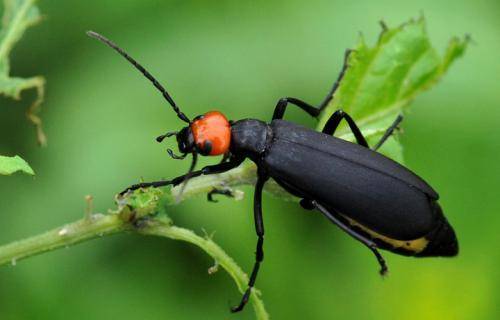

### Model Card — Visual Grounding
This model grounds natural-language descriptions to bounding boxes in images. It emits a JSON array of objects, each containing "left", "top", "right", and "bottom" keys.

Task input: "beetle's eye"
[{"left": 198, "top": 140, "right": 213, "bottom": 155}]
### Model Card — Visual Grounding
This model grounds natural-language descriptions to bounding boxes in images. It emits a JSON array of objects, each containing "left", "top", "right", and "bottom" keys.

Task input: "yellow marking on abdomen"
[{"left": 344, "top": 216, "right": 429, "bottom": 253}]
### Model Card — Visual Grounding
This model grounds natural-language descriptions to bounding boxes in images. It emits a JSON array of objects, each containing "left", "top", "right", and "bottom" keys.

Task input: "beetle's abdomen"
[
  {"left": 342, "top": 201, "right": 458, "bottom": 256},
  {"left": 264, "top": 120, "right": 441, "bottom": 240},
  {"left": 415, "top": 202, "right": 458, "bottom": 257}
]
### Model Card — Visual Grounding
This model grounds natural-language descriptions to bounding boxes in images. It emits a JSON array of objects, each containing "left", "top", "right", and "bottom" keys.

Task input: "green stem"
[
  {"left": 0, "top": 214, "right": 126, "bottom": 266},
  {"left": 140, "top": 220, "right": 268, "bottom": 319},
  {"left": 0, "top": 162, "right": 270, "bottom": 320}
]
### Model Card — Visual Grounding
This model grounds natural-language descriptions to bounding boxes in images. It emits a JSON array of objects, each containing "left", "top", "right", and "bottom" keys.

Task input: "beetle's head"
[
  {"left": 175, "top": 126, "right": 195, "bottom": 154},
  {"left": 86, "top": 31, "right": 231, "bottom": 196},
  {"left": 157, "top": 111, "right": 231, "bottom": 159}
]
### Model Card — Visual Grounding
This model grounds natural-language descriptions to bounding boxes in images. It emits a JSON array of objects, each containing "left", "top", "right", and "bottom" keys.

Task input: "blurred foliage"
[
  {"left": 0, "top": 1, "right": 499, "bottom": 320},
  {"left": 0, "top": 154, "right": 33, "bottom": 175},
  {"left": 0, "top": 0, "right": 45, "bottom": 145},
  {"left": 0, "top": 0, "right": 44, "bottom": 173}
]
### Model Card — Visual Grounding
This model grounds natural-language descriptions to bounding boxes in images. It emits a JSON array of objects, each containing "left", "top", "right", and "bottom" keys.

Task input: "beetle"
[{"left": 87, "top": 31, "right": 458, "bottom": 313}]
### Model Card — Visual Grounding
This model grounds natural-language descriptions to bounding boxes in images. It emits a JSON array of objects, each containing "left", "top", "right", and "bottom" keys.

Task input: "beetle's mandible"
[{"left": 87, "top": 31, "right": 458, "bottom": 313}]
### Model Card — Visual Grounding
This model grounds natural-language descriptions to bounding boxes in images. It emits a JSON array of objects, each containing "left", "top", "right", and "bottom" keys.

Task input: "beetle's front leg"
[
  {"left": 272, "top": 97, "right": 321, "bottom": 120},
  {"left": 321, "top": 109, "right": 370, "bottom": 147},
  {"left": 120, "top": 157, "right": 244, "bottom": 195},
  {"left": 273, "top": 50, "right": 354, "bottom": 121},
  {"left": 207, "top": 188, "right": 234, "bottom": 202},
  {"left": 205, "top": 153, "right": 234, "bottom": 202}
]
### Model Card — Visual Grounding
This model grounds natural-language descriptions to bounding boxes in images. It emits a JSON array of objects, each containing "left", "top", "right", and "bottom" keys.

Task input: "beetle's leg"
[
  {"left": 220, "top": 152, "right": 231, "bottom": 163},
  {"left": 272, "top": 97, "right": 321, "bottom": 120},
  {"left": 322, "top": 110, "right": 369, "bottom": 148},
  {"left": 231, "top": 171, "right": 269, "bottom": 313},
  {"left": 299, "top": 198, "right": 316, "bottom": 210},
  {"left": 207, "top": 188, "right": 234, "bottom": 202},
  {"left": 312, "top": 200, "right": 388, "bottom": 275},
  {"left": 373, "top": 115, "right": 404, "bottom": 151},
  {"left": 318, "top": 49, "right": 352, "bottom": 111},
  {"left": 120, "top": 157, "right": 244, "bottom": 195},
  {"left": 273, "top": 50, "right": 352, "bottom": 121},
  {"left": 203, "top": 153, "right": 234, "bottom": 201}
]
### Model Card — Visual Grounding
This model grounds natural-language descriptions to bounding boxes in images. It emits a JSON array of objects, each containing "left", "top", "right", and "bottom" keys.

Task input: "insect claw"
[
  {"left": 156, "top": 131, "right": 177, "bottom": 143},
  {"left": 167, "top": 149, "right": 186, "bottom": 160}
]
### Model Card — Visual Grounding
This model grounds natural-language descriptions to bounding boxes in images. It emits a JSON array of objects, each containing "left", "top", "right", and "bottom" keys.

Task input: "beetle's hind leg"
[
  {"left": 373, "top": 114, "right": 404, "bottom": 151},
  {"left": 231, "top": 171, "right": 269, "bottom": 313},
  {"left": 312, "top": 200, "right": 388, "bottom": 275},
  {"left": 322, "top": 110, "right": 404, "bottom": 151},
  {"left": 318, "top": 49, "right": 352, "bottom": 111}
]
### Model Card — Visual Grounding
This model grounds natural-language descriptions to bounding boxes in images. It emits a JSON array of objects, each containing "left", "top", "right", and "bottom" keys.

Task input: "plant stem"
[
  {"left": 140, "top": 220, "right": 268, "bottom": 319},
  {"left": 0, "top": 162, "right": 270, "bottom": 319},
  {"left": 0, "top": 214, "right": 127, "bottom": 266}
]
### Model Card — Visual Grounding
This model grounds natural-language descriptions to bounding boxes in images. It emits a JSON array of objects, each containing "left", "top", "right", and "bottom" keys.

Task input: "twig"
[{"left": 0, "top": 162, "right": 270, "bottom": 320}]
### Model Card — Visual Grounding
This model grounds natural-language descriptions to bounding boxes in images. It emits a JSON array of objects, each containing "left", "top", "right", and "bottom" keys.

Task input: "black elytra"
[{"left": 88, "top": 33, "right": 458, "bottom": 314}]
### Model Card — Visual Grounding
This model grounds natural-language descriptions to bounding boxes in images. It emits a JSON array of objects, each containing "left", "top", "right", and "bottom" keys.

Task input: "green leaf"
[
  {"left": 0, "top": 0, "right": 46, "bottom": 145},
  {"left": 0, "top": 155, "right": 34, "bottom": 175},
  {"left": 318, "top": 17, "right": 468, "bottom": 161}
]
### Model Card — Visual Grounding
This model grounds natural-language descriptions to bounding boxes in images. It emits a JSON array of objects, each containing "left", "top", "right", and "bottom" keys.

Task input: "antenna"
[{"left": 86, "top": 31, "right": 191, "bottom": 124}]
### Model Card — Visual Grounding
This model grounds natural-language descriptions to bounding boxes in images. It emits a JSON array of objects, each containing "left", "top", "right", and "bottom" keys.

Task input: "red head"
[{"left": 168, "top": 111, "right": 231, "bottom": 158}]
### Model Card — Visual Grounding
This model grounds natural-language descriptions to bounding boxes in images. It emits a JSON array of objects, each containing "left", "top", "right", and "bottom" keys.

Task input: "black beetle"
[{"left": 87, "top": 31, "right": 458, "bottom": 313}]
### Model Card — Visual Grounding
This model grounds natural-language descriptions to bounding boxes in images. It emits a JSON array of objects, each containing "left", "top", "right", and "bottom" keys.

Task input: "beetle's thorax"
[
  {"left": 190, "top": 111, "right": 231, "bottom": 156},
  {"left": 230, "top": 119, "right": 271, "bottom": 160}
]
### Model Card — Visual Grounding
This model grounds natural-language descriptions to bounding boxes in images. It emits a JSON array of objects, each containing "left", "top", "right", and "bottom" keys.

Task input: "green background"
[{"left": 1, "top": 0, "right": 499, "bottom": 319}]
